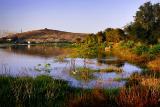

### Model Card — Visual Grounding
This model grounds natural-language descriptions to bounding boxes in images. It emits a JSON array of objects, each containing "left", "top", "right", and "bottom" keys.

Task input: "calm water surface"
[{"left": 0, "top": 44, "right": 141, "bottom": 89}]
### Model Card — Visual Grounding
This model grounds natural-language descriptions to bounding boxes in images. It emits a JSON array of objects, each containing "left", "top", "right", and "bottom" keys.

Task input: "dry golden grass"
[
  {"left": 117, "top": 85, "right": 160, "bottom": 107},
  {"left": 112, "top": 43, "right": 149, "bottom": 64},
  {"left": 118, "top": 73, "right": 160, "bottom": 107},
  {"left": 148, "top": 57, "right": 160, "bottom": 72},
  {"left": 141, "top": 77, "right": 160, "bottom": 89},
  {"left": 112, "top": 42, "right": 160, "bottom": 72},
  {"left": 67, "top": 89, "right": 115, "bottom": 107},
  {"left": 127, "top": 73, "right": 160, "bottom": 89}
]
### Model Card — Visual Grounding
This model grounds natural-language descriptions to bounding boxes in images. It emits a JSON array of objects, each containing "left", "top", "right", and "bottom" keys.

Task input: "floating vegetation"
[
  {"left": 34, "top": 63, "right": 52, "bottom": 73},
  {"left": 113, "top": 77, "right": 129, "bottom": 82},
  {"left": 98, "top": 66, "right": 123, "bottom": 73},
  {"left": 54, "top": 56, "right": 69, "bottom": 63},
  {"left": 70, "top": 67, "right": 96, "bottom": 81}
]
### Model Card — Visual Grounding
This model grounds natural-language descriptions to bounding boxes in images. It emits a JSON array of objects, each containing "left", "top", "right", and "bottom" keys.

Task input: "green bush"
[
  {"left": 120, "top": 40, "right": 135, "bottom": 48},
  {"left": 149, "top": 44, "right": 160, "bottom": 55},
  {"left": 133, "top": 45, "right": 149, "bottom": 55}
]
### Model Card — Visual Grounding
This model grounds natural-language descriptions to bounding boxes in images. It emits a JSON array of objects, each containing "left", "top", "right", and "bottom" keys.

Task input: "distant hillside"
[{"left": 0, "top": 28, "right": 87, "bottom": 43}]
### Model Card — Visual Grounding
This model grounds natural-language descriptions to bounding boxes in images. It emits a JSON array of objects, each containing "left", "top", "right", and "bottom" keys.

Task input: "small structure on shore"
[
  {"left": 7, "top": 38, "right": 12, "bottom": 42},
  {"left": 27, "top": 41, "right": 31, "bottom": 44},
  {"left": 105, "top": 46, "right": 111, "bottom": 52}
]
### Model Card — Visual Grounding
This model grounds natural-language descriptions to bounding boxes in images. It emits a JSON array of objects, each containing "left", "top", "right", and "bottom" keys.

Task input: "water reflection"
[
  {"left": 0, "top": 44, "right": 142, "bottom": 89},
  {"left": 0, "top": 44, "right": 72, "bottom": 57}
]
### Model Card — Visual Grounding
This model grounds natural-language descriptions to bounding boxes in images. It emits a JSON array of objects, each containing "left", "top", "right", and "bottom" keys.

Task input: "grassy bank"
[
  {"left": 111, "top": 41, "right": 160, "bottom": 72},
  {"left": 0, "top": 75, "right": 69, "bottom": 107},
  {"left": 0, "top": 74, "right": 160, "bottom": 107}
]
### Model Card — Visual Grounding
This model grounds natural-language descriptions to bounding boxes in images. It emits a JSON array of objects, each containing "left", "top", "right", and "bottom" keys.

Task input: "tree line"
[{"left": 84, "top": 2, "right": 160, "bottom": 45}]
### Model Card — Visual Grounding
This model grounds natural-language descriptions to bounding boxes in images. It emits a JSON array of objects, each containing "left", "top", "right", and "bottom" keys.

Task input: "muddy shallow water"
[{"left": 0, "top": 44, "right": 141, "bottom": 89}]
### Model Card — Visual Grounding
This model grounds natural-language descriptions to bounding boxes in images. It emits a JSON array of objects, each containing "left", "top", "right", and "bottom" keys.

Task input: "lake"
[{"left": 0, "top": 44, "right": 142, "bottom": 89}]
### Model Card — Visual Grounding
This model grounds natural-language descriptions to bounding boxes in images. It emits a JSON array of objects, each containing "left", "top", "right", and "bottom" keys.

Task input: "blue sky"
[{"left": 0, "top": 0, "right": 159, "bottom": 33}]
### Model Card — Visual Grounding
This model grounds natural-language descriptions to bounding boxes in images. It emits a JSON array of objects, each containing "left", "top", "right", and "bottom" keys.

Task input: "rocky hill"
[{"left": 0, "top": 28, "right": 87, "bottom": 43}]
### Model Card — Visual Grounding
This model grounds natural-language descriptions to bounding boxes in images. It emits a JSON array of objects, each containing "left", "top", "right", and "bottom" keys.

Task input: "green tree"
[
  {"left": 96, "top": 31, "right": 103, "bottom": 45},
  {"left": 85, "top": 33, "right": 97, "bottom": 44},
  {"left": 125, "top": 2, "right": 160, "bottom": 44},
  {"left": 105, "top": 28, "right": 125, "bottom": 43},
  {"left": 75, "top": 38, "right": 81, "bottom": 44}
]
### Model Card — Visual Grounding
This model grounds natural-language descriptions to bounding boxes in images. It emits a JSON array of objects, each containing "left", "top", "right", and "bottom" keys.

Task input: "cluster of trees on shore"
[{"left": 85, "top": 2, "right": 160, "bottom": 45}]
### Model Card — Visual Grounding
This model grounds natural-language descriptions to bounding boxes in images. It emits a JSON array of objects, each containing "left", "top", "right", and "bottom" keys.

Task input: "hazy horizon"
[{"left": 0, "top": 0, "right": 159, "bottom": 33}]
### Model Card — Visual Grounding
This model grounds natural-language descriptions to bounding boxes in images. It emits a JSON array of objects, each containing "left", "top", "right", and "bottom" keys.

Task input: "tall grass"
[
  {"left": 117, "top": 85, "right": 160, "bottom": 107},
  {"left": 67, "top": 88, "right": 119, "bottom": 107},
  {"left": 148, "top": 57, "right": 160, "bottom": 72},
  {"left": 0, "top": 75, "right": 69, "bottom": 107},
  {"left": 0, "top": 74, "right": 160, "bottom": 107},
  {"left": 117, "top": 72, "right": 160, "bottom": 107}
]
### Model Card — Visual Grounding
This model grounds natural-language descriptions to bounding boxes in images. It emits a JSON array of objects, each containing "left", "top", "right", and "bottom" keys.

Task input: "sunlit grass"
[
  {"left": 148, "top": 57, "right": 160, "bottom": 72},
  {"left": 0, "top": 75, "right": 69, "bottom": 107},
  {"left": 99, "top": 66, "right": 123, "bottom": 73}
]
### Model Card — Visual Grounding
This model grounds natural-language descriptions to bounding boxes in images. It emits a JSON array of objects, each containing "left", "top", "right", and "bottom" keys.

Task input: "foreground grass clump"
[
  {"left": 67, "top": 88, "right": 119, "bottom": 107},
  {"left": 148, "top": 57, "right": 160, "bottom": 72},
  {"left": 117, "top": 85, "right": 160, "bottom": 107},
  {"left": 118, "top": 73, "right": 160, "bottom": 107},
  {"left": 0, "top": 75, "right": 69, "bottom": 107},
  {"left": 0, "top": 74, "right": 160, "bottom": 107},
  {"left": 67, "top": 80, "right": 160, "bottom": 107}
]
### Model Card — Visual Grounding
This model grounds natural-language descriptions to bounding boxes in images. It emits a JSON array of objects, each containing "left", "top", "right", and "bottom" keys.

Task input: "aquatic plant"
[
  {"left": 34, "top": 63, "right": 52, "bottom": 73},
  {"left": 99, "top": 66, "right": 123, "bottom": 73},
  {"left": 70, "top": 67, "right": 96, "bottom": 82},
  {"left": 54, "top": 56, "right": 68, "bottom": 63},
  {"left": 113, "top": 77, "right": 129, "bottom": 82}
]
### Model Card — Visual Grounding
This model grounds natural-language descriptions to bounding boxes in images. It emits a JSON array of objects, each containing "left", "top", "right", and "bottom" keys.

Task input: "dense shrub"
[
  {"left": 149, "top": 44, "right": 160, "bottom": 55},
  {"left": 105, "top": 28, "right": 126, "bottom": 43},
  {"left": 124, "top": 2, "right": 160, "bottom": 44},
  {"left": 133, "top": 44, "right": 149, "bottom": 55},
  {"left": 120, "top": 40, "right": 135, "bottom": 48}
]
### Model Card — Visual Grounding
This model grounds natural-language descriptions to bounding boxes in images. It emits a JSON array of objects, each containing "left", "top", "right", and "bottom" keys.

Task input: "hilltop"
[{"left": 0, "top": 28, "right": 87, "bottom": 43}]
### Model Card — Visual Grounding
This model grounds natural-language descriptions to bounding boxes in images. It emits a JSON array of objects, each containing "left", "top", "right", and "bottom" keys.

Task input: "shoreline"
[{"left": 110, "top": 43, "right": 160, "bottom": 72}]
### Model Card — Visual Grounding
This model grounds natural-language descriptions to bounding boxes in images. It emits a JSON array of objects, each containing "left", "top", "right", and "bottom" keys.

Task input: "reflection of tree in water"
[
  {"left": 96, "top": 48, "right": 125, "bottom": 67},
  {"left": 97, "top": 47, "right": 106, "bottom": 65},
  {"left": 115, "top": 62, "right": 125, "bottom": 67},
  {"left": 70, "top": 58, "right": 76, "bottom": 72}
]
